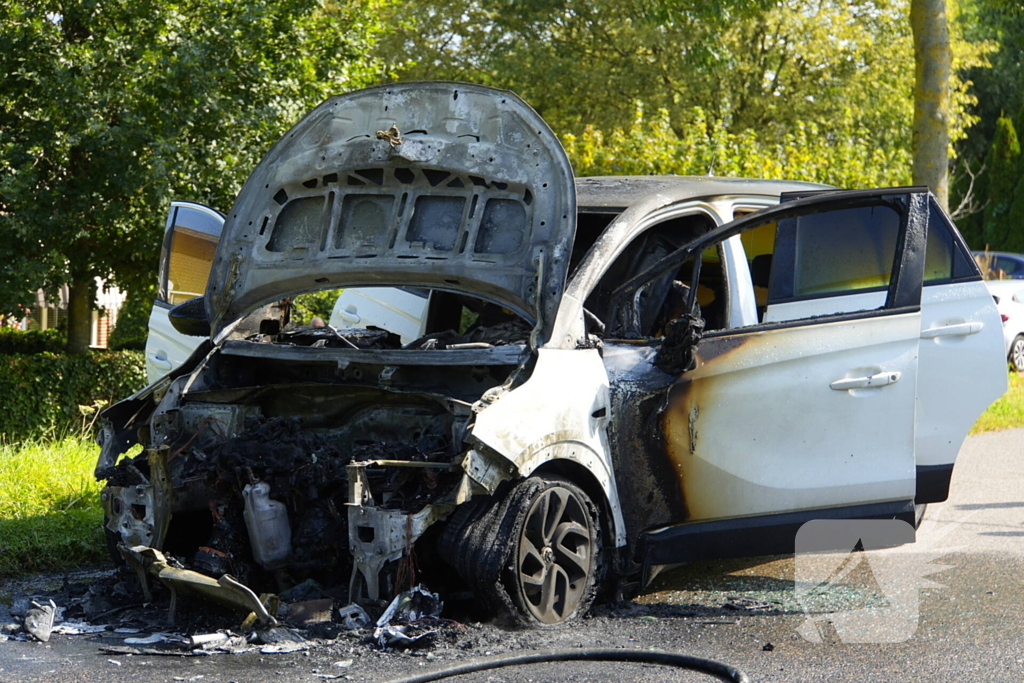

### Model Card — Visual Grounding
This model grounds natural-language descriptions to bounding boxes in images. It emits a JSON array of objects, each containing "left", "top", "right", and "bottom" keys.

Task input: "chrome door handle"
[
  {"left": 830, "top": 371, "right": 901, "bottom": 391},
  {"left": 921, "top": 321, "right": 983, "bottom": 339},
  {"left": 336, "top": 311, "right": 361, "bottom": 324},
  {"left": 147, "top": 354, "right": 173, "bottom": 371}
]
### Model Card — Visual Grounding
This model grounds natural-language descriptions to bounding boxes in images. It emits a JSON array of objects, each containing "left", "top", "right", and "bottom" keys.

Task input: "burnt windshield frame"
[{"left": 607, "top": 188, "right": 928, "bottom": 328}]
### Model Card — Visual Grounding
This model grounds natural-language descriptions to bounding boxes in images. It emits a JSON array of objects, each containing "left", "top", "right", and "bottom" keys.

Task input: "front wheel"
[
  {"left": 503, "top": 476, "right": 603, "bottom": 626},
  {"left": 1010, "top": 335, "right": 1024, "bottom": 372},
  {"left": 440, "top": 475, "right": 605, "bottom": 627}
]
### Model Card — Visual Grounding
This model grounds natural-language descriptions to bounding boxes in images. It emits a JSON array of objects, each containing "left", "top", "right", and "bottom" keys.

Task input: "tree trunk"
[
  {"left": 66, "top": 275, "right": 93, "bottom": 354},
  {"left": 911, "top": 0, "right": 952, "bottom": 210}
]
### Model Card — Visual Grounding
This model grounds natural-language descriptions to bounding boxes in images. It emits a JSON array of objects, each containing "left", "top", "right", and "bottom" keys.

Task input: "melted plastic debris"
[{"left": 373, "top": 586, "right": 446, "bottom": 649}]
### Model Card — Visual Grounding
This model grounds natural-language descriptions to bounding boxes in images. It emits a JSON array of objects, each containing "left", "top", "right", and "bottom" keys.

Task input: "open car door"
[
  {"left": 145, "top": 202, "right": 223, "bottom": 382},
  {"left": 617, "top": 189, "right": 938, "bottom": 564}
]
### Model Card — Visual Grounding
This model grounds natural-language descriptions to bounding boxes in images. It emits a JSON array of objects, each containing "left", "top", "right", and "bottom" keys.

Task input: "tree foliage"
[
  {"left": 0, "top": 0, "right": 386, "bottom": 351},
  {"left": 292, "top": 289, "right": 342, "bottom": 325},
  {"left": 563, "top": 104, "right": 913, "bottom": 189},
  {"left": 108, "top": 284, "right": 155, "bottom": 351},
  {"left": 951, "top": 0, "right": 1024, "bottom": 248},
  {"left": 977, "top": 115, "right": 1024, "bottom": 249},
  {"left": 378, "top": 0, "right": 988, "bottom": 193}
]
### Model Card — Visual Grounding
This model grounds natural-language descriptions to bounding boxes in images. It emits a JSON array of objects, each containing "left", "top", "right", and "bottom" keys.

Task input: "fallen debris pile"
[
  {"left": 373, "top": 585, "right": 453, "bottom": 649},
  {"left": 1, "top": 571, "right": 464, "bottom": 658}
]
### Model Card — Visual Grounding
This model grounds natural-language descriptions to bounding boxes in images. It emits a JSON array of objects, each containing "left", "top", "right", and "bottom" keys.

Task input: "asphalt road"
[{"left": 1, "top": 428, "right": 1022, "bottom": 683}]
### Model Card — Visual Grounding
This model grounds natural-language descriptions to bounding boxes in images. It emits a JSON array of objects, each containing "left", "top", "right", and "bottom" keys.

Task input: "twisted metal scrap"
[{"left": 376, "top": 124, "right": 403, "bottom": 147}]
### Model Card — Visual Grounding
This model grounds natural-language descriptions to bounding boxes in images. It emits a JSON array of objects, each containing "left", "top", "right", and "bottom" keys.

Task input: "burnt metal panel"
[
  {"left": 601, "top": 345, "right": 684, "bottom": 544},
  {"left": 886, "top": 192, "right": 928, "bottom": 310},
  {"left": 206, "top": 82, "right": 576, "bottom": 346}
]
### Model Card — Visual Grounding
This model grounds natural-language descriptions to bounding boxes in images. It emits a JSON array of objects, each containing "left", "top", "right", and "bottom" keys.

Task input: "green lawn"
[
  {"left": 0, "top": 438, "right": 107, "bottom": 578},
  {"left": 0, "top": 372, "right": 1022, "bottom": 579},
  {"left": 970, "top": 370, "right": 1024, "bottom": 434}
]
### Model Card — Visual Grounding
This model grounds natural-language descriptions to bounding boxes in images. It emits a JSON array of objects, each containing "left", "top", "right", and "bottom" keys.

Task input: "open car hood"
[{"left": 206, "top": 82, "right": 576, "bottom": 343}]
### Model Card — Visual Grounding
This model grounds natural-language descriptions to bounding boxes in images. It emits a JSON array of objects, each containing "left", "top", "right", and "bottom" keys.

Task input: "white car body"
[
  {"left": 329, "top": 287, "right": 429, "bottom": 344},
  {"left": 104, "top": 83, "right": 1006, "bottom": 626}
]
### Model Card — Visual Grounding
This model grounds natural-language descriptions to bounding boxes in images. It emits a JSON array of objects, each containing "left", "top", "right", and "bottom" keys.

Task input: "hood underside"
[{"left": 206, "top": 82, "right": 576, "bottom": 343}]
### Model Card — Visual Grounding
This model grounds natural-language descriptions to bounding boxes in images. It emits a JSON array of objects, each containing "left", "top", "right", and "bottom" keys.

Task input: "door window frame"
[
  {"left": 606, "top": 188, "right": 931, "bottom": 340},
  {"left": 157, "top": 201, "right": 225, "bottom": 307}
]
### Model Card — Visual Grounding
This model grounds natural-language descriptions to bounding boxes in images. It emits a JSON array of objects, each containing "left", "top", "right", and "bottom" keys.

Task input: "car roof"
[{"left": 575, "top": 175, "right": 834, "bottom": 211}]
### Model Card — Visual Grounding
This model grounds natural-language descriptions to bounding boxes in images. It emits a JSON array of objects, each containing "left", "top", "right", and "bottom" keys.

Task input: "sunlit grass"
[
  {"left": 971, "top": 370, "right": 1024, "bottom": 434},
  {"left": 0, "top": 438, "right": 107, "bottom": 577}
]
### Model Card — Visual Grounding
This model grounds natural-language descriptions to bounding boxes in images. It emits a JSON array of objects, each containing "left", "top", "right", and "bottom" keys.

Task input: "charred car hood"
[{"left": 206, "top": 82, "right": 576, "bottom": 343}]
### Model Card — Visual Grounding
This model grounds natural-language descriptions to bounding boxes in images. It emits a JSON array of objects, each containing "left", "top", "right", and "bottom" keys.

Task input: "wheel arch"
[{"left": 530, "top": 458, "right": 618, "bottom": 552}]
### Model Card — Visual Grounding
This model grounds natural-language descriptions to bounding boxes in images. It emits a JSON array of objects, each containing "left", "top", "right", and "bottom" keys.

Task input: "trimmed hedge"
[
  {"left": 109, "top": 286, "right": 154, "bottom": 351},
  {"left": 0, "top": 351, "right": 147, "bottom": 442},
  {"left": 0, "top": 328, "right": 65, "bottom": 355}
]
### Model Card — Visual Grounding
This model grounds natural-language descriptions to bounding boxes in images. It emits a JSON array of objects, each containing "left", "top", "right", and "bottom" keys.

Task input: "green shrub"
[
  {"left": 0, "top": 510, "right": 106, "bottom": 576},
  {"left": 292, "top": 289, "right": 342, "bottom": 325},
  {"left": 0, "top": 351, "right": 146, "bottom": 443},
  {"left": 0, "top": 328, "right": 65, "bottom": 355},
  {"left": 108, "top": 286, "right": 155, "bottom": 351}
]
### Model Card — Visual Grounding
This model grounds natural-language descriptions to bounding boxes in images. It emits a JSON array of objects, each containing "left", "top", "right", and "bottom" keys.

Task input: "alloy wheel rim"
[
  {"left": 1014, "top": 338, "right": 1024, "bottom": 371},
  {"left": 516, "top": 486, "right": 592, "bottom": 624}
]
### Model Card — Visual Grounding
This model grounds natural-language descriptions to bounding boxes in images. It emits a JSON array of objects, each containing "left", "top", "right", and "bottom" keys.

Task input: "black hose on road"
[{"left": 381, "top": 648, "right": 751, "bottom": 683}]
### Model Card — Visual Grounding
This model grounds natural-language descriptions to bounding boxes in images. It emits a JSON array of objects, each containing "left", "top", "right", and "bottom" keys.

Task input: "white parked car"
[
  {"left": 984, "top": 279, "right": 1024, "bottom": 371},
  {"left": 102, "top": 82, "right": 1007, "bottom": 626}
]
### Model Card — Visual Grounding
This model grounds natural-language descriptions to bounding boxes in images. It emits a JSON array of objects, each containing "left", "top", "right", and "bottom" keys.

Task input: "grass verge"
[
  {"left": 0, "top": 438, "right": 106, "bottom": 578},
  {"left": 970, "top": 370, "right": 1024, "bottom": 434}
]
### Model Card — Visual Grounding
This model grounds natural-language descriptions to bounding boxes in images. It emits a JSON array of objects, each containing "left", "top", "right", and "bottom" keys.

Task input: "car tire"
[
  {"left": 440, "top": 475, "right": 603, "bottom": 627},
  {"left": 1010, "top": 335, "right": 1024, "bottom": 372},
  {"left": 500, "top": 475, "right": 603, "bottom": 626}
]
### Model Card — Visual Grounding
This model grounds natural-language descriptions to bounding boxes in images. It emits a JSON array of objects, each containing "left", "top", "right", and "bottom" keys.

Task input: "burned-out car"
[{"left": 97, "top": 82, "right": 1007, "bottom": 626}]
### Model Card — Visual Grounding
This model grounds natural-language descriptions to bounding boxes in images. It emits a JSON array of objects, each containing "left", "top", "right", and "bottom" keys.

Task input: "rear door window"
[
  {"left": 768, "top": 204, "right": 901, "bottom": 302},
  {"left": 923, "top": 198, "right": 981, "bottom": 283}
]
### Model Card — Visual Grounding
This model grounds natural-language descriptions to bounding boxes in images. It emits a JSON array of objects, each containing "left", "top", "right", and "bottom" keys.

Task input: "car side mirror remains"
[
  {"left": 654, "top": 313, "right": 705, "bottom": 375},
  {"left": 169, "top": 296, "right": 212, "bottom": 337}
]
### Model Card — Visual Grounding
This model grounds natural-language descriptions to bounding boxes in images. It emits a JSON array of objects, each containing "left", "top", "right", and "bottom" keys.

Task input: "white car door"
[
  {"left": 663, "top": 190, "right": 926, "bottom": 526},
  {"left": 913, "top": 199, "right": 1006, "bottom": 502},
  {"left": 145, "top": 202, "right": 223, "bottom": 383},
  {"left": 765, "top": 193, "right": 1007, "bottom": 505},
  {"left": 602, "top": 188, "right": 933, "bottom": 561}
]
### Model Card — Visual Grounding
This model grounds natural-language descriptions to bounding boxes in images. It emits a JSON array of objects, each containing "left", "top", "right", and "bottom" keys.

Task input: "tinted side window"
[
  {"left": 924, "top": 213, "right": 954, "bottom": 282},
  {"left": 770, "top": 204, "right": 900, "bottom": 301},
  {"left": 164, "top": 206, "right": 221, "bottom": 305},
  {"left": 925, "top": 198, "right": 980, "bottom": 282}
]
